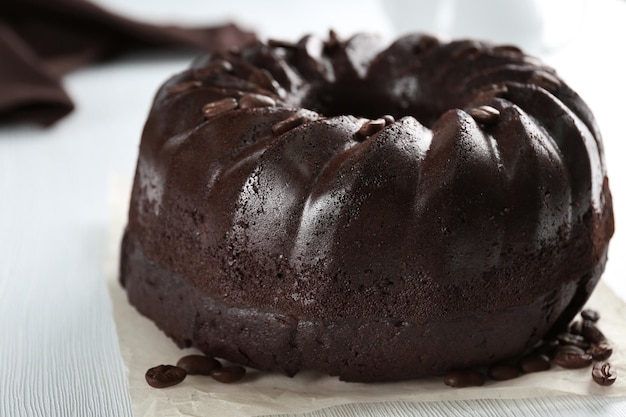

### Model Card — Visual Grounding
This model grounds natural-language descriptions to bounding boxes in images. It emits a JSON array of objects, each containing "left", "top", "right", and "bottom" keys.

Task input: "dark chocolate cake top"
[{"left": 129, "top": 32, "right": 613, "bottom": 323}]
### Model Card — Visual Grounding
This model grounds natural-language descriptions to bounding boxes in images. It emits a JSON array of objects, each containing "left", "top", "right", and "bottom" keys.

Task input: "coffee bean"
[
  {"left": 239, "top": 93, "right": 276, "bottom": 109},
  {"left": 556, "top": 332, "right": 590, "bottom": 349},
  {"left": 272, "top": 111, "right": 317, "bottom": 135},
  {"left": 581, "top": 320, "right": 606, "bottom": 344},
  {"left": 202, "top": 98, "right": 238, "bottom": 119},
  {"left": 145, "top": 365, "right": 187, "bottom": 388},
  {"left": 553, "top": 345, "right": 593, "bottom": 369},
  {"left": 519, "top": 353, "right": 551, "bottom": 373},
  {"left": 358, "top": 118, "right": 386, "bottom": 137},
  {"left": 382, "top": 114, "right": 395, "bottom": 125},
  {"left": 588, "top": 341, "right": 613, "bottom": 361},
  {"left": 176, "top": 355, "right": 222, "bottom": 375},
  {"left": 488, "top": 364, "right": 520, "bottom": 381},
  {"left": 468, "top": 105, "right": 500, "bottom": 125},
  {"left": 592, "top": 362, "right": 617, "bottom": 386},
  {"left": 273, "top": 113, "right": 305, "bottom": 135},
  {"left": 581, "top": 309, "right": 600, "bottom": 322},
  {"left": 444, "top": 369, "right": 485, "bottom": 388},
  {"left": 555, "top": 344, "right": 586, "bottom": 355},
  {"left": 210, "top": 366, "right": 246, "bottom": 383}
]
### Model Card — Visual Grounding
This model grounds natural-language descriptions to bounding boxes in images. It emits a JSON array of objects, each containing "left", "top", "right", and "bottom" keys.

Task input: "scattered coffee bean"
[
  {"left": 210, "top": 366, "right": 247, "bottom": 383},
  {"left": 553, "top": 345, "right": 593, "bottom": 369},
  {"left": 520, "top": 353, "right": 551, "bottom": 373},
  {"left": 581, "top": 309, "right": 600, "bottom": 322},
  {"left": 358, "top": 118, "right": 386, "bottom": 137},
  {"left": 468, "top": 105, "right": 500, "bottom": 125},
  {"left": 239, "top": 93, "right": 276, "bottom": 109},
  {"left": 587, "top": 341, "right": 613, "bottom": 361},
  {"left": 176, "top": 355, "right": 222, "bottom": 375},
  {"left": 556, "top": 332, "right": 590, "bottom": 349},
  {"left": 592, "top": 362, "right": 617, "bottom": 386},
  {"left": 581, "top": 320, "right": 606, "bottom": 344},
  {"left": 145, "top": 365, "right": 187, "bottom": 388},
  {"left": 444, "top": 369, "right": 485, "bottom": 388},
  {"left": 202, "top": 98, "right": 238, "bottom": 119},
  {"left": 488, "top": 364, "right": 521, "bottom": 381}
]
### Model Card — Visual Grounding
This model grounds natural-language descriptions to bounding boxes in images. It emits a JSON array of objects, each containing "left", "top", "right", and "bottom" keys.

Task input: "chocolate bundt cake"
[{"left": 120, "top": 33, "right": 614, "bottom": 382}]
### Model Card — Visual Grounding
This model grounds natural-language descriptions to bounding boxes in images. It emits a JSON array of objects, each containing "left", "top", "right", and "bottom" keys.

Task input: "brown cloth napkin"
[{"left": 0, "top": 0, "right": 256, "bottom": 127}]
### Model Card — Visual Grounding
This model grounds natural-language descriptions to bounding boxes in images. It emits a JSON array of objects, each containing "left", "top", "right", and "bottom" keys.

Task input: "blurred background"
[
  {"left": 88, "top": 0, "right": 588, "bottom": 53},
  {"left": 1, "top": 0, "right": 625, "bottom": 416}
]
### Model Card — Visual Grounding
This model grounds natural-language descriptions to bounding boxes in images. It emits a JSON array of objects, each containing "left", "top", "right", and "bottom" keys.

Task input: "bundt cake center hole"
[{"left": 303, "top": 83, "right": 438, "bottom": 126}]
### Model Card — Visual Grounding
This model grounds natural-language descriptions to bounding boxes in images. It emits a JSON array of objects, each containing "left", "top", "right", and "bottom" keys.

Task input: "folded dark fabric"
[{"left": 0, "top": 0, "right": 256, "bottom": 127}]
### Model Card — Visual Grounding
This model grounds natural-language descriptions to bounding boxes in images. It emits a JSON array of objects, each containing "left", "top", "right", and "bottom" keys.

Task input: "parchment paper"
[{"left": 106, "top": 175, "right": 626, "bottom": 417}]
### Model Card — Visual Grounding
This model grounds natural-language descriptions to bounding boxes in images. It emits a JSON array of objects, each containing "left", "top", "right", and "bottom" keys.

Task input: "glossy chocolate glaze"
[{"left": 121, "top": 33, "right": 614, "bottom": 381}]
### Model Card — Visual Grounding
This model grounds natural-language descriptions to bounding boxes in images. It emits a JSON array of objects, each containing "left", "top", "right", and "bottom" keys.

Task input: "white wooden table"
[{"left": 1, "top": 1, "right": 625, "bottom": 415}]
